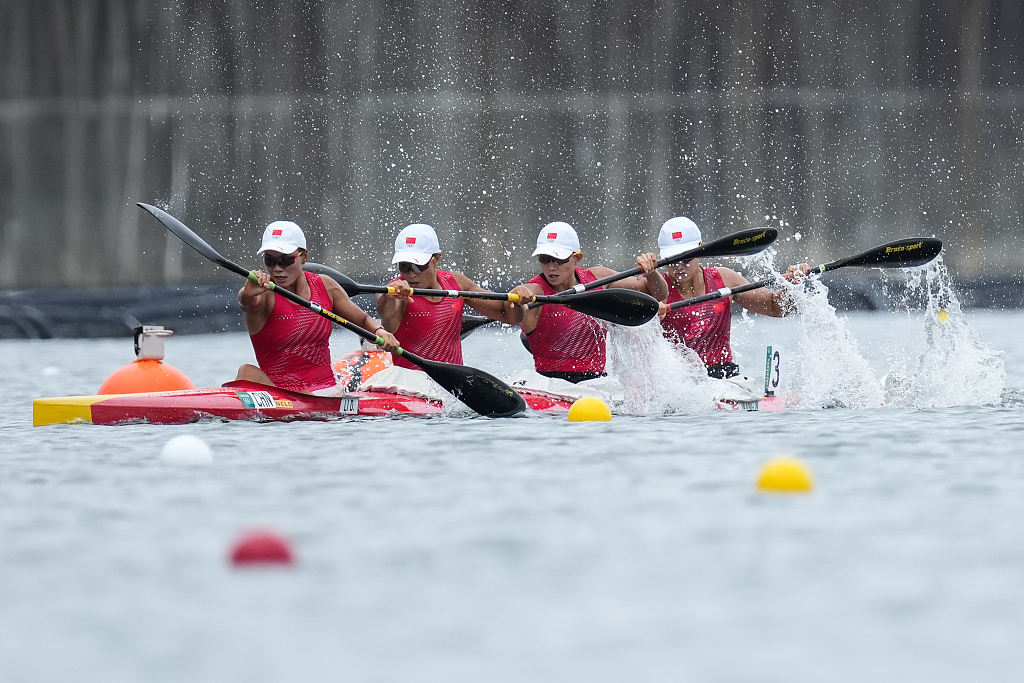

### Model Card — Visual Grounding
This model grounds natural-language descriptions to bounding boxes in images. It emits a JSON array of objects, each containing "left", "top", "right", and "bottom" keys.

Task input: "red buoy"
[{"left": 229, "top": 530, "right": 295, "bottom": 567}]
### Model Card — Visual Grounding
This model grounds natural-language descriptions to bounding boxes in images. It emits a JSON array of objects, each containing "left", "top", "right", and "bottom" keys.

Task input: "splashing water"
[
  {"left": 883, "top": 256, "right": 1004, "bottom": 408},
  {"left": 785, "top": 276, "right": 885, "bottom": 410},
  {"left": 606, "top": 320, "right": 718, "bottom": 414}
]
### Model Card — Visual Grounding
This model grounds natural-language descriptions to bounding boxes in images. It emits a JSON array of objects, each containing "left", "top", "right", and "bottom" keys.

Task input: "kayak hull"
[
  {"left": 32, "top": 382, "right": 792, "bottom": 426},
  {"left": 33, "top": 380, "right": 573, "bottom": 425}
]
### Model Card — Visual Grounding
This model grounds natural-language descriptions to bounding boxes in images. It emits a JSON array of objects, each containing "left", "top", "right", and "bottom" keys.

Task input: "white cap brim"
[
  {"left": 391, "top": 251, "right": 434, "bottom": 265},
  {"left": 258, "top": 241, "right": 302, "bottom": 255},
  {"left": 531, "top": 245, "right": 578, "bottom": 259},
  {"left": 659, "top": 241, "right": 702, "bottom": 259}
]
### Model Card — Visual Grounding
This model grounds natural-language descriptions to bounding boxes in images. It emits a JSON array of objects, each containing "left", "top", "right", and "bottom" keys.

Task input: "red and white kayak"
[{"left": 33, "top": 380, "right": 573, "bottom": 425}]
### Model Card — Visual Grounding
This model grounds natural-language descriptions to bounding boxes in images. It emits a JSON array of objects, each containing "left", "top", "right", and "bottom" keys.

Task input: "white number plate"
[{"left": 340, "top": 396, "right": 359, "bottom": 415}]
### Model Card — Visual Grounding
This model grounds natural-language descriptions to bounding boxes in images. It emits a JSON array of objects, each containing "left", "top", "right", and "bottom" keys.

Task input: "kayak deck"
[{"left": 33, "top": 380, "right": 574, "bottom": 425}]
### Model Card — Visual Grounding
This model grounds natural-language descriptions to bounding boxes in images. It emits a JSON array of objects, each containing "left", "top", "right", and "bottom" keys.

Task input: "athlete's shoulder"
[{"left": 713, "top": 267, "right": 748, "bottom": 287}]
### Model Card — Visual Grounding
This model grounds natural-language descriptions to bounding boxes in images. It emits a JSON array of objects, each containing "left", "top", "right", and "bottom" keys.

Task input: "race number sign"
[{"left": 764, "top": 345, "right": 786, "bottom": 397}]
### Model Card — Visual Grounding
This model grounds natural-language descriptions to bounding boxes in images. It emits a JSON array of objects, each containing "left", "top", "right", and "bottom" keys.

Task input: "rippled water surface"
[{"left": 3, "top": 309, "right": 1024, "bottom": 682}]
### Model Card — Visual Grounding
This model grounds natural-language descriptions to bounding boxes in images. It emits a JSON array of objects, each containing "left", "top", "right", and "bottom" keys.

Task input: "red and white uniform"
[
  {"left": 661, "top": 267, "right": 733, "bottom": 365},
  {"left": 389, "top": 269, "right": 464, "bottom": 370},
  {"left": 526, "top": 268, "right": 606, "bottom": 373},
  {"left": 250, "top": 272, "right": 336, "bottom": 392}
]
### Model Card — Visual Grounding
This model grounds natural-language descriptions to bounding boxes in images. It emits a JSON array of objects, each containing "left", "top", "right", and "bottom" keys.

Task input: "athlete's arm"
[
  {"left": 322, "top": 276, "right": 400, "bottom": 351},
  {"left": 604, "top": 253, "right": 668, "bottom": 300},
  {"left": 237, "top": 270, "right": 274, "bottom": 334},
  {"left": 375, "top": 284, "right": 410, "bottom": 333},
  {"left": 515, "top": 282, "right": 547, "bottom": 334},
  {"left": 451, "top": 271, "right": 525, "bottom": 325},
  {"left": 719, "top": 268, "right": 790, "bottom": 318}
]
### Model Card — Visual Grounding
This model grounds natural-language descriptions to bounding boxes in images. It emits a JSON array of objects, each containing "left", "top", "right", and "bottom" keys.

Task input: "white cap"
[
  {"left": 531, "top": 222, "right": 581, "bottom": 259},
  {"left": 657, "top": 216, "right": 702, "bottom": 259},
  {"left": 257, "top": 221, "right": 306, "bottom": 255},
  {"left": 391, "top": 223, "right": 441, "bottom": 265}
]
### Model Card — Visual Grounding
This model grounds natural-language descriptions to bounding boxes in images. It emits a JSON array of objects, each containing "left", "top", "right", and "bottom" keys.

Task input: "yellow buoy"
[
  {"left": 756, "top": 456, "right": 814, "bottom": 493},
  {"left": 937, "top": 309, "right": 949, "bottom": 323},
  {"left": 567, "top": 396, "right": 612, "bottom": 422}
]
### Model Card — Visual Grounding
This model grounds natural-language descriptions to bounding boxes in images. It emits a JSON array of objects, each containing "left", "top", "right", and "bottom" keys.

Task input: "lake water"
[{"left": 2, "top": 279, "right": 1024, "bottom": 681}]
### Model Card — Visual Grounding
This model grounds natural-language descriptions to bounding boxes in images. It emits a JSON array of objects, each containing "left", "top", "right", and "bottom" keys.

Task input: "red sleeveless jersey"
[
  {"left": 526, "top": 268, "right": 606, "bottom": 373},
  {"left": 389, "top": 270, "right": 465, "bottom": 370},
  {"left": 660, "top": 267, "right": 733, "bottom": 365},
  {"left": 250, "top": 271, "right": 337, "bottom": 392}
]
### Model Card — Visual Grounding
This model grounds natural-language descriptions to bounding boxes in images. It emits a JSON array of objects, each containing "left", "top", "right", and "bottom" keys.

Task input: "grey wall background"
[{"left": 1, "top": 0, "right": 1021, "bottom": 289}]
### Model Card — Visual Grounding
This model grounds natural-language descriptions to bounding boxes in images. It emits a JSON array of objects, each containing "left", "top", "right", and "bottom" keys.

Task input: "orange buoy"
[
  {"left": 98, "top": 359, "right": 195, "bottom": 394},
  {"left": 229, "top": 530, "right": 294, "bottom": 567},
  {"left": 98, "top": 324, "right": 194, "bottom": 394}
]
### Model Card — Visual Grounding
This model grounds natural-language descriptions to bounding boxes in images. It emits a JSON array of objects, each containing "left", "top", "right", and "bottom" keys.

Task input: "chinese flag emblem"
[
  {"left": 272, "top": 229, "right": 283, "bottom": 236},
  {"left": 406, "top": 237, "right": 416, "bottom": 244},
  {"left": 672, "top": 231, "right": 682, "bottom": 239},
  {"left": 713, "top": 302, "right": 725, "bottom": 313},
  {"left": 546, "top": 232, "right": 558, "bottom": 240}
]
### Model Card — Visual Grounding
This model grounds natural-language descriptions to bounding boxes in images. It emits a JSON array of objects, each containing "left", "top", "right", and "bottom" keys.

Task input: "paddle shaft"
[
  {"left": 667, "top": 237, "right": 943, "bottom": 311},
  {"left": 551, "top": 227, "right": 778, "bottom": 296}
]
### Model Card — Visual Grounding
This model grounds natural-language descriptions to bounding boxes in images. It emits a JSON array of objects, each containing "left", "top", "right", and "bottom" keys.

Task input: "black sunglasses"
[
  {"left": 538, "top": 254, "right": 571, "bottom": 266},
  {"left": 397, "top": 258, "right": 433, "bottom": 274},
  {"left": 262, "top": 252, "right": 300, "bottom": 269}
]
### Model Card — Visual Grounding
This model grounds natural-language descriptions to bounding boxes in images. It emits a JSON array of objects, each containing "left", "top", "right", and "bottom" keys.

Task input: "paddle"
[
  {"left": 548, "top": 226, "right": 779, "bottom": 296},
  {"left": 667, "top": 237, "right": 943, "bottom": 311},
  {"left": 304, "top": 262, "right": 659, "bottom": 327},
  {"left": 136, "top": 203, "right": 526, "bottom": 417}
]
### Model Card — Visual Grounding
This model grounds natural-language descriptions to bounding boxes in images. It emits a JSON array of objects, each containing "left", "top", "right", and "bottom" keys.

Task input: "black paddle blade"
[
  {"left": 305, "top": 263, "right": 363, "bottom": 297},
  {"left": 827, "top": 238, "right": 943, "bottom": 271},
  {"left": 417, "top": 359, "right": 526, "bottom": 417},
  {"left": 687, "top": 227, "right": 778, "bottom": 260},
  {"left": 558, "top": 289, "right": 660, "bottom": 326},
  {"left": 137, "top": 203, "right": 249, "bottom": 278},
  {"left": 460, "top": 314, "right": 495, "bottom": 339}
]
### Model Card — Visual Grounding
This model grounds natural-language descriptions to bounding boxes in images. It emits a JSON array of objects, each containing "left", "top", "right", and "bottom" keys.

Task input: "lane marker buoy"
[
  {"left": 567, "top": 396, "right": 612, "bottom": 422},
  {"left": 756, "top": 456, "right": 814, "bottom": 493},
  {"left": 229, "top": 529, "right": 295, "bottom": 567},
  {"left": 160, "top": 434, "right": 213, "bottom": 466}
]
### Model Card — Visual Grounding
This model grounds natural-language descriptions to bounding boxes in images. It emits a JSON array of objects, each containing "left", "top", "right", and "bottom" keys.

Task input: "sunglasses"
[
  {"left": 538, "top": 254, "right": 571, "bottom": 266},
  {"left": 262, "top": 252, "right": 301, "bottom": 269},
  {"left": 397, "top": 259, "right": 433, "bottom": 274}
]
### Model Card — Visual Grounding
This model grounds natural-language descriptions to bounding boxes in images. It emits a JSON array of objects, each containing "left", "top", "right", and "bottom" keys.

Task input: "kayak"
[
  {"left": 33, "top": 380, "right": 575, "bottom": 425},
  {"left": 32, "top": 378, "right": 788, "bottom": 425}
]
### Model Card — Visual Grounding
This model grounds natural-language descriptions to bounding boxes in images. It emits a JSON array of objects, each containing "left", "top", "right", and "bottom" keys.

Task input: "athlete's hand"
[
  {"left": 658, "top": 302, "right": 669, "bottom": 320},
  {"left": 636, "top": 252, "right": 659, "bottom": 275},
  {"left": 508, "top": 285, "right": 536, "bottom": 305},
  {"left": 378, "top": 330, "right": 400, "bottom": 352},
  {"left": 388, "top": 279, "right": 414, "bottom": 299},
  {"left": 783, "top": 263, "right": 811, "bottom": 282},
  {"left": 243, "top": 270, "right": 272, "bottom": 294}
]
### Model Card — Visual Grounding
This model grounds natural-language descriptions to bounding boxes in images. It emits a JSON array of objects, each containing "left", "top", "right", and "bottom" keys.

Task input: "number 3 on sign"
[{"left": 764, "top": 345, "right": 786, "bottom": 397}]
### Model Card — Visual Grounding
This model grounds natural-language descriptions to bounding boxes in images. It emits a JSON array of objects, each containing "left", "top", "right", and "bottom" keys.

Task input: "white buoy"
[{"left": 160, "top": 434, "right": 213, "bottom": 466}]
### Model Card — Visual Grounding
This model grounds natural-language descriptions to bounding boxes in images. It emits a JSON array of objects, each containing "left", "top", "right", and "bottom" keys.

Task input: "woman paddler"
[
  {"left": 235, "top": 220, "right": 399, "bottom": 395},
  {"left": 654, "top": 216, "right": 802, "bottom": 379},
  {"left": 507, "top": 222, "right": 667, "bottom": 384},
  {"left": 372, "top": 223, "right": 523, "bottom": 384}
]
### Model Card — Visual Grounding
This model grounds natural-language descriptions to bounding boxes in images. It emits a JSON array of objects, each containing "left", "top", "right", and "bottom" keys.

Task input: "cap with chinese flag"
[
  {"left": 657, "top": 216, "right": 702, "bottom": 259},
  {"left": 392, "top": 224, "right": 441, "bottom": 265},
  {"left": 257, "top": 221, "right": 307, "bottom": 255},
  {"left": 531, "top": 222, "right": 581, "bottom": 260}
]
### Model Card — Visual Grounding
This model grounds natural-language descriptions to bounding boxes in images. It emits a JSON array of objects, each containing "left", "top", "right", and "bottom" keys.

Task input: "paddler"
[
  {"left": 235, "top": 220, "right": 399, "bottom": 394},
  {"left": 507, "top": 221, "right": 667, "bottom": 384},
  {"left": 376, "top": 223, "right": 525, "bottom": 370},
  {"left": 654, "top": 216, "right": 804, "bottom": 378}
]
